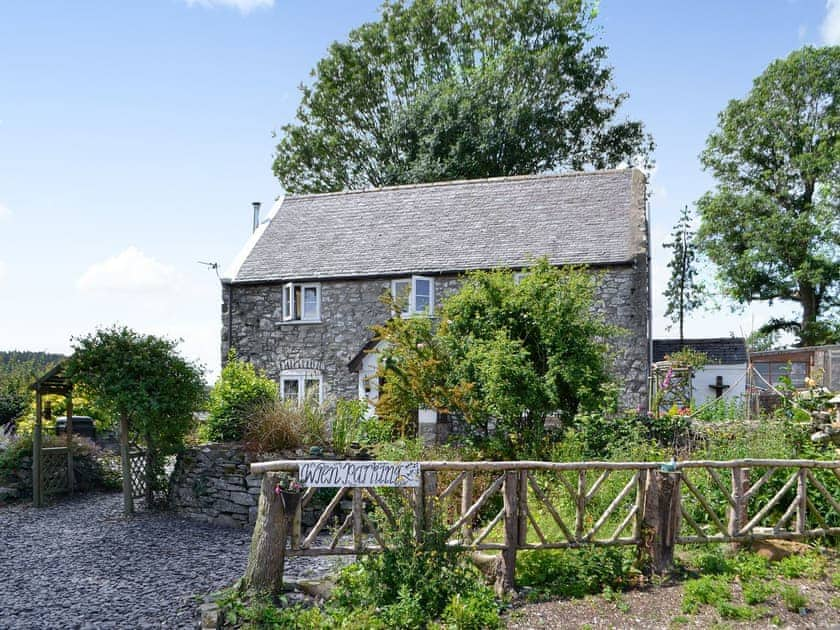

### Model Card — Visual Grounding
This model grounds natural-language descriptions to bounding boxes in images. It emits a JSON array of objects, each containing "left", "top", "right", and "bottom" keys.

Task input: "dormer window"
[
  {"left": 282, "top": 282, "right": 321, "bottom": 322},
  {"left": 391, "top": 276, "right": 434, "bottom": 316}
]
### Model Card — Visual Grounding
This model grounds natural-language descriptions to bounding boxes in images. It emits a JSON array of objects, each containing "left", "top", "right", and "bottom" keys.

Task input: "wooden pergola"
[{"left": 29, "top": 361, "right": 75, "bottom": 507}]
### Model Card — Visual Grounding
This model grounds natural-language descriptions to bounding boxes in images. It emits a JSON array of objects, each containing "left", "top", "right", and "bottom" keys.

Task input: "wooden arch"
[{"left": 29, "top": 362, "right": 75, "bottom": 507}]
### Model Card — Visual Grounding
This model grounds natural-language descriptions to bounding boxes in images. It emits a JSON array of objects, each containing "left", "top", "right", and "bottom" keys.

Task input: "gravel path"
[{"left": 0, "top": 492, "right": 337, "bottom": 629}]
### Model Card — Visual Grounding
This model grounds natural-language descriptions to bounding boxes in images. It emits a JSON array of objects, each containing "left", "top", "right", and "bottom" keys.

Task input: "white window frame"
[
  {"left": 282, "top": 282, "right": 321, "bottom": 323},
  {"left": 280, "top": 369, "right": 323, "bottom": 404},
  {"left": 391, "top": 275, "right": 434, "bottom": 317}
]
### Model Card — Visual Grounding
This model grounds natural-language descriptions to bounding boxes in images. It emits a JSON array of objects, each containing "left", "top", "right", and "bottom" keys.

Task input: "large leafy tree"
[
  {"left": 274, "top": 0, "right": 653, "bottom": 193},
  {"left": 663, "top": 206, "right": 706, "bottom": 344},
  {"left": 373, "top": 260, "right": 617, "bottom": 456},
  {"left": 697, "top": 46, "right": 840, "bottom": 346},
  {"left": 66, "top": 326, "right": 205, "bottom": 511}
]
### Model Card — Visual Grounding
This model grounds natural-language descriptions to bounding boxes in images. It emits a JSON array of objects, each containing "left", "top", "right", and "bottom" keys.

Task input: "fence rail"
[{"left": 252, "top": 458, "right": 840, "bottom": 589}]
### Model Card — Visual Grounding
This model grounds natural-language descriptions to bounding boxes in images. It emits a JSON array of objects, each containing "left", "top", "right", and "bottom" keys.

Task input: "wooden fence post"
[
  {"left": 424, "top": 470, "right": 438, "bottom": 526},
  {"left": 639, "top": 470, "right": 681, "bottom": 575},
  {"left": 65, "top": 396, "right": 75, "bottom": 493},
  {"left": 729, "top": 467, "right": 749, "bottom": 550},
  {"left": 413, "top": 473, "right": 425, "bottom": 544},
  {"left": 796, "top": 468, "right": 807, "bottom": 534},
  {"left": 517, "top": 470, "right": 529, "bottom": 546},
  {"left": 495, "top": 470, "right": 519, "bottom": 595},
  {"left": 461, "top": 471, "right": 474, "bottom": 543},
  {"left": 245, "top": 472, "right": 290, "bottom": 595},
  {"left": 352, "top": 487, "right": 363, "bottom": 551},
  {"left": 290, "top": 500, "right": 302, "bottom": 550},
  {"left": 33, "top": 389, "right": 42, "bottom": 508}
]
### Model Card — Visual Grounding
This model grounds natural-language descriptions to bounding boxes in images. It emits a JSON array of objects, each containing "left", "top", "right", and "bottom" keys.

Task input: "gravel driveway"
[{"left": 0, "top": 491, "right": 312, "bottom": 629}]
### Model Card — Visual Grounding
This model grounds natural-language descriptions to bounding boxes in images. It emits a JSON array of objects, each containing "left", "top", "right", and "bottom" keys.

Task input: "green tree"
[
  {"left": 66, "top": 326, "right": 205, "bottom": 511},
  {"left": 696, "top": 46, "right": 840, "bottom": 346},
  {"left": 274, "top": 0, "right": 653, "bottom": 193},
  {"left": 374, "top": 260, "right": 617, "bottom": 454},
  {"left": 207, "top": 351, "right": 278, "bottom": 442},
  {"left": 663, "top": 205, "right": 706, "bottom": 344},
  {"left": 0, "top": 351, "right": 64, "bottom": 425}
]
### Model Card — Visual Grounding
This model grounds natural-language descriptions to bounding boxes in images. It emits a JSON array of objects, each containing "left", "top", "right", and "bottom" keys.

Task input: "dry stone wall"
[
  {"left": 169, "top": 443, "right": 262, "bottom": 528},
  {"left": 169, "top": 443, "right": 338, "bottom": 530}
]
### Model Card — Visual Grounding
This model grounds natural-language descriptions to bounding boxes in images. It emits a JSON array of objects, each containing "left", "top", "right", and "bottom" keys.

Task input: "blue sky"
[{"left": 1, "top": 0, "right": 838, "bottom": 379}]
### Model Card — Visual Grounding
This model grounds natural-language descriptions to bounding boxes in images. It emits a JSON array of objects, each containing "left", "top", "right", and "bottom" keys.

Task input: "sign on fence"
[{"left": 299, "top": 461, "right": 421, "bottom": 487}]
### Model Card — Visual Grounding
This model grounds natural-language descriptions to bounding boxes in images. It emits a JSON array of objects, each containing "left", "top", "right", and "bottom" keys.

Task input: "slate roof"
[
  {"left": 652, "top": 338, "right": 748, "bottom": 365},
  {"left": 231, "top": 169, "right": 646, "bottom": 283}
]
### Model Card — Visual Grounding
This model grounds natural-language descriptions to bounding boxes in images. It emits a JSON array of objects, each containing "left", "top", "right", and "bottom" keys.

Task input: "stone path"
[{"left": 0, "top": 492, "right": 340, "bottom": 629}]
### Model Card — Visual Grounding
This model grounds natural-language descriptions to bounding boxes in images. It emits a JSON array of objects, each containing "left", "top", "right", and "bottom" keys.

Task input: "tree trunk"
[
  {"left": 244, "top": 472, "right": 289, "bottom": 595},
  {"left": 144, "top": 430, "right": 155, "bottom": 506},
  {"left": 120, "top": 413, "right": 133, "bottom": 515},
  {"left": 797, "top": 282, "right": 819, "bottom": 345}
]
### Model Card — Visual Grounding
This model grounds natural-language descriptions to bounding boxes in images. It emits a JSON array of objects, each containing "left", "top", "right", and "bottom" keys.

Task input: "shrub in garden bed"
[
  {"left": 220, "top": 496, "right": 502, "bottom": 629},
  {"left": 516, "top": 546, "right": 637, "bottom": 600},
  {"left": 243, "top": 398, "right": 328, "bottom": 452},
  {"left": 207, "top": 351, "right": 278, "bottom": 442}
]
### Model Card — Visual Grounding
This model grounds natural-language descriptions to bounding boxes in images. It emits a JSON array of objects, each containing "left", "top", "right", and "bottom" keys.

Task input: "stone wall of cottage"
[{"left": 221, "top": 263, "right": 649, "bottom": 412}]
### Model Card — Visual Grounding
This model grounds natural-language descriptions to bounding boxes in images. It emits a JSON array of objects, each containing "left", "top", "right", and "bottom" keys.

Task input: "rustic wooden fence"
[{"left": 250, "top": 459, "right": 840, "bottom": 591}]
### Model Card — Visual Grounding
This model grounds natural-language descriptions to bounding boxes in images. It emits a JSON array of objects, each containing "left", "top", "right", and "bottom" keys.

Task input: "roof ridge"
[{"left": 284, "top": 168, "right": 636, "bottom": 201}]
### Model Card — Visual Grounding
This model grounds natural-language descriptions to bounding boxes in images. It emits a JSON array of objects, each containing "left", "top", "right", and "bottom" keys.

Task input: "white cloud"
[
  {"left": 0, "top": 202, "right": 10, "bottom": 221},
  {"left": 184, "top": 0, "right": 274, "bottom": 13},
  {"left": 77, "top": 246, "right": 181, "bottom": 293},
  {"left": 0, "top": 260, "right": 6, "bottom": 285},
  {"left": 821, "top": 0, "right": 840, "bottom": 44}
]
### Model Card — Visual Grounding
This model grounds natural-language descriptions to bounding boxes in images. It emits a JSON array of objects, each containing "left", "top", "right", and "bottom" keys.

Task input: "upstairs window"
[
  {"left": 282, "top": 282, "right": 321, "bottom": 322},
  {"left": 391, "top": 276, "right": 434, "bottom": 316}
]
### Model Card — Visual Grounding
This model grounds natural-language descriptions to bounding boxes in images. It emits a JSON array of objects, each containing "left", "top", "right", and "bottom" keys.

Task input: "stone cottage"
[{"left": 221, "top": 169, "right": 651, "bottom": 415}]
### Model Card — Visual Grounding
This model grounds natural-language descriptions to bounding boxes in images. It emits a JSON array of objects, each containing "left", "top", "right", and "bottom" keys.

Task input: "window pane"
[
  {"left": 414, "top": 278, "right": 430, "bottom": 313},
  {"left": 303, "top": 287, "right": 318, "bottom": 319},
  {"left": 393, "top": 280, "right": 411, "bottom": 314},
  {"left": 294, "top": 285, "right": 302, "bottom": 320},
  {"left": 282, "top": 378, "right": 299, "bottom": 400},
  {"left": 754, "top": 363, "right": 770, "bottom": 387},
  {"left": 283, "top": 284, "right": 292, "bottom": 320},
  {"left": 304, "top": 378, "right": 321, "bottom": 402},
  {"left": 783, "top": 362, "right": 807, "bottom": 387}
]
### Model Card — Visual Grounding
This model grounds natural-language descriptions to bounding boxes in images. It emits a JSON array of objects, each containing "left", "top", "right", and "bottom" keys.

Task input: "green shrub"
[
  {"left": 243, "top": 398, "right": 327, "bottom": 452},
  {"left": 779, "top": 585, "right": 807, "bottom": 612},
  {"left": 207, "top": 352, "right": 277, "bottom": 442},
  {"left": 832, "top": 572, "right": 840, "bottom": 589},
  {"left": 332, "top": 399, "right": 366, "bottom": 454},
  {"left": 693, "top": 549, "right": 734, "bottom": 575},
  {"left": 516, "top": 547, "right": 634, "bottom": 598},
  {"left": 358, "top": 413, "right": 394, "bottom": 445},
  {"left": 441, "top": 588, "right": 503, "bottom": 630},
  {"left": 325, "top": 498, "right": 499, "bottom": 629},
  {"left": 776, "top": 552, "right": 825, "bottom": 579},
  {"left": 716, "top": 601, "right": 762, "bottom": 621},
  {"left": 731, "top": 552, "right": 770, "bottom": 581},
  {"left": 742, "top": 580, "right": 775, "bottom": 605},
  {"left": 682, "top": 576, "right": 730, "bottom": 614}
]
